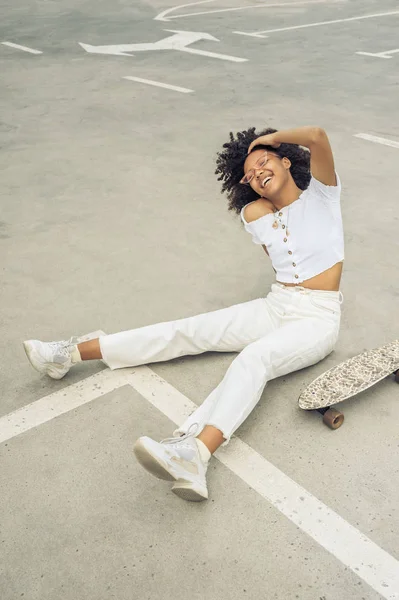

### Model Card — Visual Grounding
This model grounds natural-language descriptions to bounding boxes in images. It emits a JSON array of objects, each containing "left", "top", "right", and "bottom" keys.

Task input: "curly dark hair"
[{"left": 215, "top": 127, "right": 311, "bottom": 214}]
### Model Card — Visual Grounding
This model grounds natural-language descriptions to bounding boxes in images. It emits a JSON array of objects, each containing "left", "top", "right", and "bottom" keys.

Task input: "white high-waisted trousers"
[{"left": 100, "top": 283, "right": 342, "bottom": 442}]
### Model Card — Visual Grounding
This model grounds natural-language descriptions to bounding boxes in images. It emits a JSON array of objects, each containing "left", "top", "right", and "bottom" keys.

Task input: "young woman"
[{"left": 24, "top": 126, "right": 344, "bottom": 503}]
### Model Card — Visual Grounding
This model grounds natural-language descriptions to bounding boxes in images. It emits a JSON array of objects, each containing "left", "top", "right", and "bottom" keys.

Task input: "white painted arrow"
[
  {"left": 161, "top": 29, "right": 218, "bottom": 46},
  {"left": 79, "top": 43, "right": 133, "bottom": 56},
  {"left": 79, "top": 30, "right": 246, "bottom": 62}
]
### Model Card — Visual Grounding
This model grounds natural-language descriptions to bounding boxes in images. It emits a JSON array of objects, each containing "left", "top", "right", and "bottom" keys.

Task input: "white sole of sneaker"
[
  {"left": 23, "top": 341, "right": 67, "bottom": 380},
  {"left": 133, "top": 439, "right": 177, "bottom": 482},
  {"left": 23, "top": 341, "right": 45, "bottom": 374},
  {"left": 172, "top": 481, "right": 208, "bottom": 502},
  {"left": 133, "top": 438, "right": 209, "bottom": 502}
]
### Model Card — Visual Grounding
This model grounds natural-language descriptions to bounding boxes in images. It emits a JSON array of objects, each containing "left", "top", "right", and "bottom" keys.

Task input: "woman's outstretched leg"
[{"left": 23, "top": 296, "right": 278, "bottom": 380}]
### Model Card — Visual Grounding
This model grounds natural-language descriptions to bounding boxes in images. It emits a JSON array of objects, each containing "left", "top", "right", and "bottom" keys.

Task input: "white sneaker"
[
  {"left": 133, "top": 425, "right": 209, "bottom": 502},
  {"left": 23, "top": 338, "right": 77, "bottom": 380}
]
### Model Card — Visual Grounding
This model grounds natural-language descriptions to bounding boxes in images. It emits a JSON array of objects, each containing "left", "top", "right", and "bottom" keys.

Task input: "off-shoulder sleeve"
[{"left": 240, "top": 203, "right": 270, "bottom": 245}]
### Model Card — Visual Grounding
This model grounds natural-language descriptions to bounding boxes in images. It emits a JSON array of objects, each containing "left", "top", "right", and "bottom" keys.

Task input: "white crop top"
[{"left": 240, "top": 174, "right": 344, "bottom": 284}]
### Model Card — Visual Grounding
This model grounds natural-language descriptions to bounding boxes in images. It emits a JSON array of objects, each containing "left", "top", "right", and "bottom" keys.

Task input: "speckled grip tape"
[{"left": 299, "top": 340, "right": 399, "bottom": 409}]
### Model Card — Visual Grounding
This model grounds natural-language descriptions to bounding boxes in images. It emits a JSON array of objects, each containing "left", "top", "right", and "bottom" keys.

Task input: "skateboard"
[{"left": 298, "top": 340, "right": 399, "bottom": 429}]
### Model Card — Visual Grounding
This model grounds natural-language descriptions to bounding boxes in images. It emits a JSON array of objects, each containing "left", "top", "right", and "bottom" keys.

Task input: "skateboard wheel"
[
  {"left": 322, "top": 408, "right": 344, "bottom": 430},
  {"left": 395, "top": 370, "right": 399, "bottom": 383}
]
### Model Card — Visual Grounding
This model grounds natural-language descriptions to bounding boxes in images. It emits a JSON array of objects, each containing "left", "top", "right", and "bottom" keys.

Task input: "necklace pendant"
[
  {"left": 272, "top": 221, "right": 278, "bottom": 229},
  {"left": 286, "top": 229, "right": 290, "bottom": 236}
]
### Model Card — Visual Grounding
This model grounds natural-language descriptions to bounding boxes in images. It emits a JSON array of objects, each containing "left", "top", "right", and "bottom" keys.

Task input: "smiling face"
[{"left": 242, "top": 150, "right": 292, "bottom": 199}]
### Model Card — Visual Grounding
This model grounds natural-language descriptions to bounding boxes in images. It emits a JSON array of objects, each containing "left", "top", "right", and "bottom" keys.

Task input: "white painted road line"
[
  {"left": 179, "top": 46, "right": 247, "bottom": 62},
  {"left": 357, "top": 48, "right": 399, "bottom": 59},
  {"left": 354, "top": 133, "right": 399, "bottom": 149},
  {"left": 155, "top": 0, "right": 215, "bottom": 22},
  {"left": 1, "top": 41, "right": 42, "bottom": 54},
  {"left": 155, "top": 0, "right": 343, "bottom": 22},
  {"left": 3, "top": 360, "right": 399, "bottom": 598},
  {"left": 123, "top": 76, "right": 193, "bottom": 93},
  {"left": 219, "top": 441, "right": 399, "bottom": 600},
  {"left": 234, "top": 10, "right": 399, "bottom": 38},
  {"left": 127, "top": 368, "right": 399, "bottom": 600},
  {"left": 0, "top": 369, "right": 135, "bottom": 444}
]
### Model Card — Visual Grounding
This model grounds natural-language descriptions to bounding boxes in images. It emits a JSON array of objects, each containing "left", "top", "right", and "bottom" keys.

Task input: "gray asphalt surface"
[{"left": 1, "top": 0, "right": 399, "bottom": 598}]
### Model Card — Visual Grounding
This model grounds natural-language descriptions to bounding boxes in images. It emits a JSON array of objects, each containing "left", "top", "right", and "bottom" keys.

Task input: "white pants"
[{"left": 100, "top": 284, "right": 342, "bottom": 442}]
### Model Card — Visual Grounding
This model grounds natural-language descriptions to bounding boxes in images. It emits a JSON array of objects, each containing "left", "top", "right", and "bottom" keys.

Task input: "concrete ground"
[{"left": 1, "top": 0, "right": 399, "bottom": 598}]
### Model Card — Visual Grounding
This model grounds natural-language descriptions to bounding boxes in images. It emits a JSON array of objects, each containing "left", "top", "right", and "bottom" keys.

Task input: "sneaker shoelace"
[
  {"left": 48, "top": 336, "right": 79, "bottom": 358},
  {"left": 160, "top": 423, "right": 199, "bottom": 450}
]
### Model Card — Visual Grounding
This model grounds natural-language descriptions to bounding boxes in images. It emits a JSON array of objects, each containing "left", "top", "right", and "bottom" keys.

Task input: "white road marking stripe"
[
  {"left": 2, "top": 41, "right": 43, "bottom": 54},
  {"left": 157, "top": 0, "right": 343, "bottom": 21},
  {"left": 234, "top": 10, "right": 399, "bottom": 38},
  {"left": 127, "top": 368, "right": 399, "bottom": 600},
  {"left": 354, "top": 133, "right": 399, "bottom": 149},
  {"left": 2, "top": 337, "right": 399, "bottom": 598},
  {"left": 356, "top": 52, "right": 392, "bottom": 59},
  {"left": 179, "top": 46, "right": 247, "bottom": 62},
  {"left": 357, "top": 48, "right": 399, "bottom": 59},
  {"left": 0, "top": 369, "right": 134, "bottom": 445},
  {"left": 155, "top": 0, "right": 214, "bottom": 22},
  {"left": 123, "top": 76, "right": 193, "bottom": 93}
]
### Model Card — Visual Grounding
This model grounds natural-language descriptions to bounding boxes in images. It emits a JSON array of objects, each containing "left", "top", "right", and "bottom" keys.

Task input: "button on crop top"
[{"left": 240, "top": 174, "right": 344, "bottom": 284}]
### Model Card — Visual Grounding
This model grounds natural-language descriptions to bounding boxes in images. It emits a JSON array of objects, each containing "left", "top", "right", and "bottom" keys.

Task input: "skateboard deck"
[{"left": 298, "top": 340, "right": 399, "bottom": 428}]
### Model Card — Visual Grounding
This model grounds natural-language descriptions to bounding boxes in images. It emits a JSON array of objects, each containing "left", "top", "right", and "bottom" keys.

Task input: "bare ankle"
[
  {"left": 197, "top": 425, "right": 225, "bottom": 454},
  {"left": 77, "top": 338, "right": 102, "bottom": 361}
]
